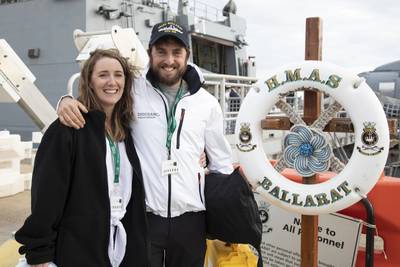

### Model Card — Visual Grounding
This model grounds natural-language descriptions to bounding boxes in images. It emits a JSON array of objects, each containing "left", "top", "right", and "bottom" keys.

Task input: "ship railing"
[
  {"left": 385, "top": 162, "right": 400, "bottom": 177},
  {"left": 202, "top": 73, "right": 257, "bottom": 135},
  {"left": 189, "top": 0, "right": 224, "bottom": 22},
  {"left": 162, "top": 0, "right": 224, "bottom": 22},
  {"left": 383, "top": 102, "right": 400, "bottom": 118}
]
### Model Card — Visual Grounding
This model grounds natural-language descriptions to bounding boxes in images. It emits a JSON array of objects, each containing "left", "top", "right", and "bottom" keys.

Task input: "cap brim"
[{"left": 149, "top": 33, "right": 189, "bottom": 48}]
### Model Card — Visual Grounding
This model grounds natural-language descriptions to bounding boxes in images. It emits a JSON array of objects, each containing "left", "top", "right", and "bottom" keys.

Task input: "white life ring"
[{"left": 236, "top": 61, "right": 389, "bottom": 215}]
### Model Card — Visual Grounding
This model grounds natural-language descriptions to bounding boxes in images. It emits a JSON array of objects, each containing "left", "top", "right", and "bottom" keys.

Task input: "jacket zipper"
[
  {"left": 154, "top": 88, "right": 190, "bottom": 218},
  {"left": 176, "top": 108, "right": 186, "bottom": 149},
  {"left": 167, "top": 174, "right": 172, "bottom": 218},
  {"left": 153, "top": 88, "right": 172, "bottom": 218},
  {"left": 198, "top": 173, "right": 203, "bottom": 203}
]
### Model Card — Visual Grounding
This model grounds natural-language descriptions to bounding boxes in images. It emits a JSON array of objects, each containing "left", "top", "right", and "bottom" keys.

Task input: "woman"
[{"left": 15, "top": 49, "right": 150, "bottom": 267}]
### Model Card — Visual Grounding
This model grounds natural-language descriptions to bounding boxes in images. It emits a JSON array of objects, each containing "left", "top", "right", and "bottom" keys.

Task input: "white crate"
[{"left": 0, "top": 131, "right": 32, "bottom": 196}]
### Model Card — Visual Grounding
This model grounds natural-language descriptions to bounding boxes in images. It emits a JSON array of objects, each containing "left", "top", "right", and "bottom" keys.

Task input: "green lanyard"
[
  {"left": 106, "top": 135, "right": 120, "bottom": 184},
  {"left": 162, "top": 81, "right": 186, "bottom": 152}
]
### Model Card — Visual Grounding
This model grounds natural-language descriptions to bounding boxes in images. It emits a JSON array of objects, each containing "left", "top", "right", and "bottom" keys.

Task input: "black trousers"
[{"left": 147, "top": 211, "right": 206, "bottom": 267}]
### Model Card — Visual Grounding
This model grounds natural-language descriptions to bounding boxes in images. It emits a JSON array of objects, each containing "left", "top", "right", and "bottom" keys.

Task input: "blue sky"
[{"left": 213, "top": 0, "right": 400, "bottom": 76}]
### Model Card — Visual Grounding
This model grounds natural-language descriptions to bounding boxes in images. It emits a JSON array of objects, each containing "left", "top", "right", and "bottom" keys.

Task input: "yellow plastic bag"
[{"left": 205, "top": 240, "right": 258, "bottom": 267}]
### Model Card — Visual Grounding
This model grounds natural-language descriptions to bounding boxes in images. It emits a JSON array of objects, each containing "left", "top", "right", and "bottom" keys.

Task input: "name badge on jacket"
[
  {"left": 161, "top": 160, "right": 179, "bottom": 176},
  {"left": 111, "top": 194, "right": 123, "bottom": 213}
]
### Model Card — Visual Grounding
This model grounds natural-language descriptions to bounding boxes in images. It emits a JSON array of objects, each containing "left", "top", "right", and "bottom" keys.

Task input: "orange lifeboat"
[{"left": 340, "top": 175, "right": 400, "bottom": 267}]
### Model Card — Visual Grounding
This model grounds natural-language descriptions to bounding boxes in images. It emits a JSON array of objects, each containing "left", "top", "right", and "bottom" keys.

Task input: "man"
[{"left": 57, "top": 21, "right": 233, "bottom": 267}]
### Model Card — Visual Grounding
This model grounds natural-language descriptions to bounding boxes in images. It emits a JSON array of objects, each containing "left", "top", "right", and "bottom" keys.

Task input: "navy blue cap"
[{"left": 149, "top": 21, "right": 189, "bottom": 48}]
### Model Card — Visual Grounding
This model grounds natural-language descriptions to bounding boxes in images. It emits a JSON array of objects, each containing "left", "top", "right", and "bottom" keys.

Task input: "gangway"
[{"left": 0, "top": 39, "right": 56, "bottom": 132}]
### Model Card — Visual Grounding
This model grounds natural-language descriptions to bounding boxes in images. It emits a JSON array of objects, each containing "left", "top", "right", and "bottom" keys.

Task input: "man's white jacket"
[{"left": 132, "top": 64, "right": 233, "bottom": 218}]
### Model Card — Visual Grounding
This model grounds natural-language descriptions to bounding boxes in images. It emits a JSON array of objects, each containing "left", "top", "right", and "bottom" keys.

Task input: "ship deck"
[{"left": 0, "top": 191, "right": 29, "bottom": 266}]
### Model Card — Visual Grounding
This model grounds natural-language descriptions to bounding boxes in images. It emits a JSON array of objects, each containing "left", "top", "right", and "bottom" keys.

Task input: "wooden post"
[{"left": 301, "top": 17, "right": 322, "bottom": 267}]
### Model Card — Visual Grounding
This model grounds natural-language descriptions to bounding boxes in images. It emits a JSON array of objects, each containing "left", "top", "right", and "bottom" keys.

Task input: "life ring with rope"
[{"left": 235, "top": 61, "right": 389, "bottom": 215}]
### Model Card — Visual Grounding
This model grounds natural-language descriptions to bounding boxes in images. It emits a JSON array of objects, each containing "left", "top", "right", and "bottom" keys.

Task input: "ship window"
[
  {"left": 0, "top": 0, "right": 31, "bottom": 4},
  {"left": 379, "top": 82, "right": 395, "bottom": 92},
  {"left": 192, "top": 36, "right": 223, "bottom": 73}
]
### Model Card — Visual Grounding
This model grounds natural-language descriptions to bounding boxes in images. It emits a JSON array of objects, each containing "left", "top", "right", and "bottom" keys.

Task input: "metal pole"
[{"left": 360, "top": 197, "right": 375, "bottom": 267}]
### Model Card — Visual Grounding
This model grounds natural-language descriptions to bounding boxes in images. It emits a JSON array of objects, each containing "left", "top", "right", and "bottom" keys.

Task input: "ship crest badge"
[
  {"left": 357, "top": 122, "right": 384, "bottom": 156},
  {"left": 258, "top": 202, "right": 271, "bottom": 224},
  {"left": 236, "top": 122, "right": 257, "bottom": 152},
  {"left": 255, "top": 197, "right": 273, "bottom": 233}
]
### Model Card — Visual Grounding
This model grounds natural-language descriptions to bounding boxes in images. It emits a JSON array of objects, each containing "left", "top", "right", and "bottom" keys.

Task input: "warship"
[{"left": 0, "top": 0, "right": 256, "bottom": 140}]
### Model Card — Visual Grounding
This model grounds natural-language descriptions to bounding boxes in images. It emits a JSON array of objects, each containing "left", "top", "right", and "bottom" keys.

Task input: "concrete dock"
[{"left": 0, "top": 191, "right": 30, "bottom": 267}]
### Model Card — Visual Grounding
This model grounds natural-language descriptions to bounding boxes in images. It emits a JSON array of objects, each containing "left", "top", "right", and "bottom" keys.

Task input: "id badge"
[
  {"left": 161, "top": 160, "right": 179, "bottom": 176},
  {"left": 111, "top": 188, "right": 123, "bottom": 213},
  {"left": 111, "top": 195, "right": 123, "bottom": 212}
]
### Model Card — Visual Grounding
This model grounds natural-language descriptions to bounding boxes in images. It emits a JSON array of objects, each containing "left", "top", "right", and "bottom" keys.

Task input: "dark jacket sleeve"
[{"left": 15, "top": 120, "right": 75, "bottom": 264}]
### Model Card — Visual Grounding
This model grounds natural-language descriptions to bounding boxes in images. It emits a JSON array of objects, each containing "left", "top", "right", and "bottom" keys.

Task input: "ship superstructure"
[{"left": 0, "top": 0, "right": 256, "bottom": 139}]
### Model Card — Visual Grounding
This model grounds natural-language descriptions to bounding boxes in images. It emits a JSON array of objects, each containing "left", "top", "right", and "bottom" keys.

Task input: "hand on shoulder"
[{"left": 57, "top": 97, "right": 88, "bottom": 129}]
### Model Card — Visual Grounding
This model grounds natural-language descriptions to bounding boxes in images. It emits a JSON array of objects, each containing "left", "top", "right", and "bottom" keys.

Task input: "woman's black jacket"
[{"left": 15, "top": 111, "right": 151, "bottom": 267}]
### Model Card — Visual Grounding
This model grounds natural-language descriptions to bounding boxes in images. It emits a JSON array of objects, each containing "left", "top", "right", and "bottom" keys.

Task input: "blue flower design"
[{"left": 283, "top": 125, "right": 332, "bottom": 177}]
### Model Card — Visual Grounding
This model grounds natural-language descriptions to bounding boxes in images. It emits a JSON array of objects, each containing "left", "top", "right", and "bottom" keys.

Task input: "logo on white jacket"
[{"left": 137, "top": 112, "right": 160, "bottom": 119}]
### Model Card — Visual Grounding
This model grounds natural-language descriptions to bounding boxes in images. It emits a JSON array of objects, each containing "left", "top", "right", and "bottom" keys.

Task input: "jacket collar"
[
  {"left": 84, "top": 110, "right": 106, "bottom": 128},
  {"left": 145, "top": 63, "right": 204, "bottom": 95},
  {"left": 84, "top": 110, "right": 131, "bottom": 137}
]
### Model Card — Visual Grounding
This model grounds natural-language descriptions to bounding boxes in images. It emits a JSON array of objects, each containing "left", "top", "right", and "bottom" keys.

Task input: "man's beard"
[{"left": 150, "top": 59, "right": 187, "bottom": 86}]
